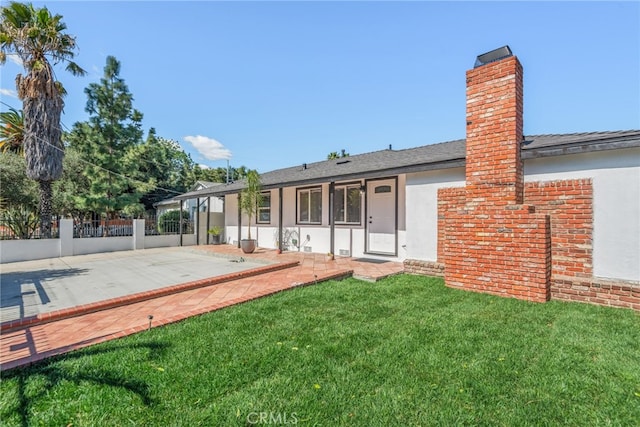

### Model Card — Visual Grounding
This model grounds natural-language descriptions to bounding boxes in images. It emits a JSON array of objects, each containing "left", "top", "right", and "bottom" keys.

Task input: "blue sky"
[{"left": 1, "top": 1, "right": 638, "bottom": 173}]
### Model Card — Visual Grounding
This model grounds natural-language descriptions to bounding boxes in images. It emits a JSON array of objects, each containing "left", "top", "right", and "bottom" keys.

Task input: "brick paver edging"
[
  {"left": 0, "top": 268, "right": 354, "bottom": 371},
  {"left": 0, "top": 260, "right": 300, "bottom": 334}
]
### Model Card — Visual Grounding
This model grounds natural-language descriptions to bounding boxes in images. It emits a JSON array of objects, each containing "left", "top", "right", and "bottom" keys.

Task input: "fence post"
[
  {"left": 133, "top": 219, "right": 145, "bottom": 250},
  {"left": 60, "top": 219, "right": 74, "bottom": 257}
]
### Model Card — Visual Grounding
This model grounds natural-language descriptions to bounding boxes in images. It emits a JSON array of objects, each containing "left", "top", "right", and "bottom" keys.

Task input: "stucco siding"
[
  {"left": 524, "top": 147, "right": 640, "bottom": 282},
  {"left": 405, "top": 167, "right": 465, "bottom": 262}
]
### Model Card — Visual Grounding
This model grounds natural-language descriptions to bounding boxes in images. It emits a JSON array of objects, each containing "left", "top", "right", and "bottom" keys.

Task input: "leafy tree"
[
  {"left": 0, "top": 1, "right": 86, "bottom": 237},
  {"left": 194, "top": 164, "right": 249, "bottom": 184},
  {"left": 157, "top": 209, "right": 190, "bottom": 234},
  {"left": 0, "top": 150, "right": 38, "bottom": 209},
  {"left": 52, "top": 146, "right": 91, "bottom": 221},
  {"left": 239, "top": 169, "right": 262, "bottom": 241},
  {"left": 0, "top": 107, "right": 24, "bottom": 154},
  {"left": 327, "top": 149, "right": 349, "bottom": 160},
  {"left": 131, "top": 128, "right": 196, "bottom": 211},
  {"left": 67, "top": 56, "right": 150, "bottom": 228}
]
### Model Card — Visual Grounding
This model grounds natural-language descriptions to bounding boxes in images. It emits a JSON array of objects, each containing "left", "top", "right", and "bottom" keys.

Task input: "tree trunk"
[
  {"left": 39, "top": 180, "right": 53, "bottom": 238},
  {"left": 18, "top": 69, "right": 64, "bottom": 240}
]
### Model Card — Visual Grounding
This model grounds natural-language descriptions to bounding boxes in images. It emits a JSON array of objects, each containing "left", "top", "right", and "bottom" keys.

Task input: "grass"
[{"left": 1, "top": 275, "right": 639, "bottom": 426}]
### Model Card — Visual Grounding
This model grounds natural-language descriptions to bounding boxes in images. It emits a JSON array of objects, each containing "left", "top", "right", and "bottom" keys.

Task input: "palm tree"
[
  {"left": 0, "top": 107, "right": 24, "bottom": 154},
  {"left": 0, "top": 2, "right": 85, "bottom": 237}
]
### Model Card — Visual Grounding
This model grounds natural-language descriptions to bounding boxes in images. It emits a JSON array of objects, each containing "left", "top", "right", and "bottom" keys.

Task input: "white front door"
[{"left": 366, "top": 178, "right": 397, "bottom": 255}]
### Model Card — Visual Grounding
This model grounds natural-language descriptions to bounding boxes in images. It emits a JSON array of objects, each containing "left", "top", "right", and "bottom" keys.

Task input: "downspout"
[
  {"left": 329, "top": 182, "right": 335, "bottom": 256},
  {"left": 278, "top": 187, "right": 283, "bottom": 252}
]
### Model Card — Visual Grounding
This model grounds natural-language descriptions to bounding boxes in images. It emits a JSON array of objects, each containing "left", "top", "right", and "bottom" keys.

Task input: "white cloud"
[
  {"left": 0, "top": 88, "right": 18, "bottom": 98},
  {"left": 198, "top": 164, "right": 210, "bottom": 170},
  {"left": 184, "top": 135, "right": 232, "bottom": 161},
  {"left": 7, "top": 54, "right": 23, "bottom": 67}
]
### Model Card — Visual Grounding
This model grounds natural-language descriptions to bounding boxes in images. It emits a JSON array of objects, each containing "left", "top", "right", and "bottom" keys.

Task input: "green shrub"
[{"left": 157, "top": 210, "right": 190, "bottom": 234}]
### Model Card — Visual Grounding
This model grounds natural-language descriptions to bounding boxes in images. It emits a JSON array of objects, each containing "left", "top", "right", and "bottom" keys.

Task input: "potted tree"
[
  {"left": 207, "top": 225, "right": 223, "bottom": 245},
  {"left": 239, "top": 169, "right": 262, "bottom": 254}
]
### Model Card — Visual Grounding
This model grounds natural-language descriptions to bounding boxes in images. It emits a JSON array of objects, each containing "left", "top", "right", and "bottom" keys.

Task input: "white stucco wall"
[
  {"left": 404, "top": 149, "right": 640, "bottom": 282},
  {"left": 405, "top": 167, "right": 466, "bottom": 262},
  {"left": 222, "top": 179, "right": 406, "bottom": 261},
  {"left": 524, "top": 147, "right": 640, "bottom": 282}
]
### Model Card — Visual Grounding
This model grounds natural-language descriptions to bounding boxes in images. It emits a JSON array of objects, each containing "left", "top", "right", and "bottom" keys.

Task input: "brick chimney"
[
  {"left": 465, "top": 48, "right": 524, "bottom": 205},
  {"left": 441, "top": 46, "right": 551, "bottom": 303}
]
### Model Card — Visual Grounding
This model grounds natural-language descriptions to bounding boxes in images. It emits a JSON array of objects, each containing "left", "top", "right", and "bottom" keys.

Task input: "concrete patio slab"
[
  {"left": 0, "top": 245, "right": 404, "bottom": 371},
  {"left": 0, "top": 247, "right": 268, "bottom": 324}
]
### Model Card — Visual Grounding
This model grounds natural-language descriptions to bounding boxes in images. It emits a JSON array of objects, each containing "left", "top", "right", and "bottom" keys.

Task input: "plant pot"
[
  {"left": 209, "top": 235, "right": 221, "bottom": 245},
  {"left": 240, "top": 239, "right": 256, "bottom": 254}
]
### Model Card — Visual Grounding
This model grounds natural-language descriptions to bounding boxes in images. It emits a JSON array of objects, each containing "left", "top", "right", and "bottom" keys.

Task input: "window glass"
[
  {"left": 375, "top": 185, "right": 392, "bottom": 194},
  {"left": 297, "top": 188, "right": 322, "bottom": 224},
  {"left": 334, "top": 184, "right": 361, "bottom": 224},
  {"left": 258, "top": 192, "right": 271, "bottom": 223},
  {"left": 310, "top": 189, "right": 322, "bottom": 223}
]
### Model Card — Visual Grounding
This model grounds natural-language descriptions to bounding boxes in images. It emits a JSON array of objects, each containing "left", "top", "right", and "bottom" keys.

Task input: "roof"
[{"left": 175, "top": 130, "right": 640, "bottom": 200}]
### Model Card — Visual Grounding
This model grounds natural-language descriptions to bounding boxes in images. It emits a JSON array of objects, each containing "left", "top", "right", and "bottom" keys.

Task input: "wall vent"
[
  {"left": 339, "top": 249, "right": 350, "bottom": 257},
  {"left": 303, "top": 246, "right": 312, "bottom": 252}
]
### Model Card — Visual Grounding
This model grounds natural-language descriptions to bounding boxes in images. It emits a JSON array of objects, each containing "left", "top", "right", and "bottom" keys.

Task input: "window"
[
  {"left": 257, "top": 192, "right": 271, "bottom": 224},
  {"left": 334, "top": 184, "right": 361, "bottom": 224},
  {"left": 297, "top": 187, "right": 322, "bottom": 224}
]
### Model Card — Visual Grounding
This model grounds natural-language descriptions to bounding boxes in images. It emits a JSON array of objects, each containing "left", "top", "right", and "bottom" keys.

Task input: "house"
[
  {"left": 154, "top": 181, "right": 224, "bottom": 218},
  {"left": 176, "top": 46, "right": 640, "bottom": 309},
  {"left": 155, "top": 180, "right": 225, "bottom": 244}
]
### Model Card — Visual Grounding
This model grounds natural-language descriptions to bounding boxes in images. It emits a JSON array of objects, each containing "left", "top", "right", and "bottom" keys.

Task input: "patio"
[{"left": 0, "top": 245, "right": 403, "bottom": 371}]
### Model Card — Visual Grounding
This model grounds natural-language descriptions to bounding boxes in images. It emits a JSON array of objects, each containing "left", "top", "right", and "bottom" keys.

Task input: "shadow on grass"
[{"left": 4, "top": 339, "right": 170, "bottom": 427}]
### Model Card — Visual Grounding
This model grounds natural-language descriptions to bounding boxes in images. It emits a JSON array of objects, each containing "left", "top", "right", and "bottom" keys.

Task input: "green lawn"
[{"left": 1, "top": 275, "right": 639, "bottom": 426}]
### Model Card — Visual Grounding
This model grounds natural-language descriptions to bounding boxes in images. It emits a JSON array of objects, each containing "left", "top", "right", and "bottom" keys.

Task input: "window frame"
[
  {"left": 296, "top": 186, "right": 323, "bottom": 225},
  {"left": 257, "top": 191, "right": 271, "bottom": 224},
  {"left": 333, "top": 182, "right": 362, "bottom": 225}
]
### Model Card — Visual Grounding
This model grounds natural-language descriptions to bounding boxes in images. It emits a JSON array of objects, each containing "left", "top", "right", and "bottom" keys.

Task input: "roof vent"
[
  {"left": 302, "top": 163, "right": 307, "bottom": 170},
  {"left": 474, "top": 45, "right": 513, "bottom": 68},
  {"left": 336, "top": 159, "right": 350, "bottom": 165}
]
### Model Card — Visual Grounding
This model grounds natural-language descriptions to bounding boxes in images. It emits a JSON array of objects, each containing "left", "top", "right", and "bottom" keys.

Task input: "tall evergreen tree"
[
  {"left": 131, "top": 128, "right": 196, "bottom": 210},
  {"left": 0, "top": 2, "right": 85, "bottom": 236},
  {"left": 67, "top": 56, "right": 148, "bottom": 228}
]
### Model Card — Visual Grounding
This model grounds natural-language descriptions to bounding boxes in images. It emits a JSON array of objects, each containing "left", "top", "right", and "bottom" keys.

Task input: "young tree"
[
  {"left": 240, "top": 169, "right": 262, "bottom": 241},
  {"left": 67, "top": 56, "right": 149, "bottom": 229},
  {"left": 0, "top": 2, "right": 86, "bottom": 236}
]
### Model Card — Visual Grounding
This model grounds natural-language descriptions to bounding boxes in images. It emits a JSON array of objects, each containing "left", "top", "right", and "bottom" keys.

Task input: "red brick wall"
[
  {"left": 442, "top": 204, "right": 551, "bottom": 302},
  {"left": 465, "top": 56, "right": 524, "bottom": 205},
  {"left": 524, "top": 179, "right": 593, "bottom": 279},
  {"left": 437, "top": 187, "right": 465, "bottom": 262},
  {"left": 441, "top": 54, "right": 552, "bottom": 303},
  {"left": 553, "top": 277, "right": 640, "bottom": 310},
  {"left": 405, "top": 51, "right": 637, "bottom": 310}
]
